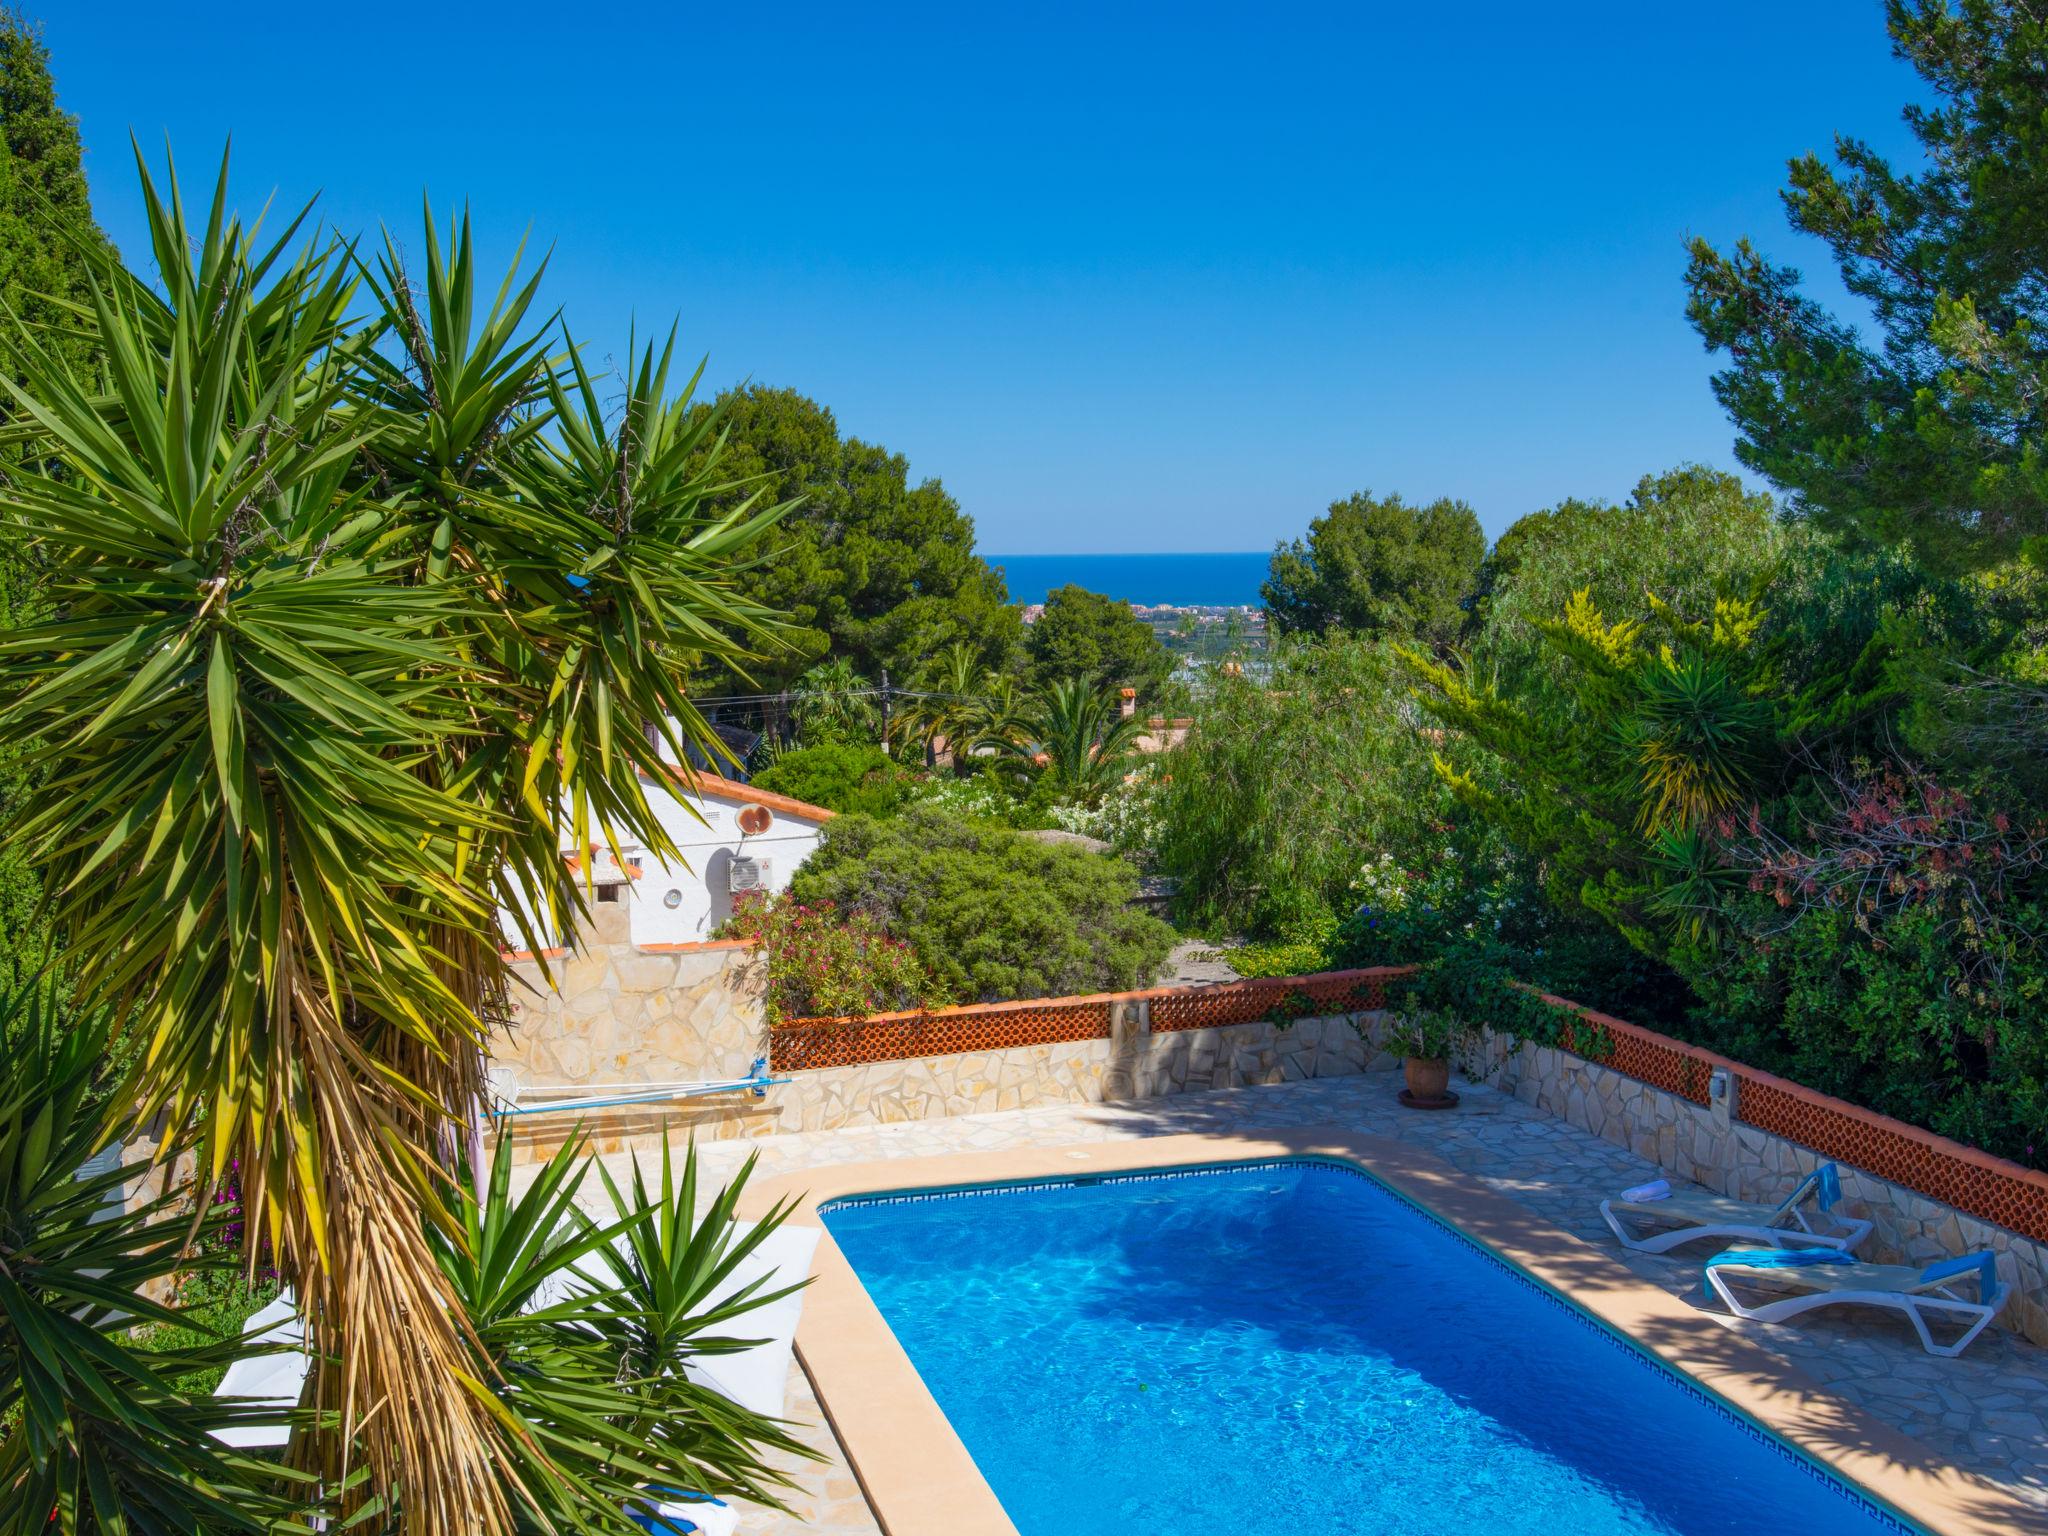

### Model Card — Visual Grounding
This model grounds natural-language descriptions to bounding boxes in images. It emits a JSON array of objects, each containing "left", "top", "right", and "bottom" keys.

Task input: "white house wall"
[
  {"left": 632, "top": 786, "right": 825, "bottom": 944},
  {"left": 498, "top": 782, "right": 827, "bottom": 951}
]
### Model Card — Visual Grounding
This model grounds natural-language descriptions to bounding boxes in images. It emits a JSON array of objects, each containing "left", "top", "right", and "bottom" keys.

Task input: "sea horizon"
[{"left": 985, "top": 551, "right": 1268, "bottom": 608}]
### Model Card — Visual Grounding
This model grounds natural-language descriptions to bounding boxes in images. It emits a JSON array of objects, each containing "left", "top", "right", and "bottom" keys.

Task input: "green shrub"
[
  {"left": 900, "top": 757, "right": 1109, "bottom": 835},
  {"left": 1048, "top": 768, "right": 1163, "bottom": 854},
  {"left": 1210, "top": 906, "right": 1343, "bottom": 979},
  {"left": 1326, "top": 817, "right": 1692, "bottom": 1028},
  {"left": 1679, "top": 785, "right": 2048, "bottom": 1170},
  {"left": 787, "top": 808, "right": 1177, "bottom": 1003},
  {"left": 1149, "top": 633, "right": 1450, "bottom": 940},
  {"left": 718, "top": 892, "right": 949, "bottom": 1022},
  {"left": 749, "top": 743, "right": 911, "bottom": 817}
]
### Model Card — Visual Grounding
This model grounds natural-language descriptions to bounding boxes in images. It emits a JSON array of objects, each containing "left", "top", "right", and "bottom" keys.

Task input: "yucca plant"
[
  {"left": 431, "top": 1133, "right": 815, "bottom": 1534},
  {"left": 0, "top": 984, "right": 320, "bottom": 1533},
  {"left": 1624, "top": 651, "right": 1769, "bottom": 833},
  {"left": 0, "top": 150, "right": 793, "bottom": 1533}
]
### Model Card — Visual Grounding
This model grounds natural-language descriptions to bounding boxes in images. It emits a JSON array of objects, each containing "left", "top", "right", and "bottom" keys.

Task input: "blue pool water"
[{"left": 822, "top": 1161, "right": 1912, "bottom": 1536}]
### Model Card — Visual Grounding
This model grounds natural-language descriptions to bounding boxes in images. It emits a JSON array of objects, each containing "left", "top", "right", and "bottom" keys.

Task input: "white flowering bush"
[
  {"left": 1344, "top": 851, "right": 1415, "bottom": 916},
  {"left": 1049, "top": 771, "right": 1163, "bottom": 854},
  {"left": 906, "top": 771, "right": 1015, "bottom": 823}
]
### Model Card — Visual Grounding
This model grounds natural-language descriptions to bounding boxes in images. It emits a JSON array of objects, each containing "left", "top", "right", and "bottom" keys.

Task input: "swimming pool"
[{"left": 822, "top": 1159, "right": 1916, "bottom": 1536}]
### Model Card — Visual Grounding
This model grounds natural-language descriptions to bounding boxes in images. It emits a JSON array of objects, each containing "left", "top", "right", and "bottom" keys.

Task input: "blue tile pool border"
[{"left": 821, "top": 1154, "right": 1926, "bottom": 1536}]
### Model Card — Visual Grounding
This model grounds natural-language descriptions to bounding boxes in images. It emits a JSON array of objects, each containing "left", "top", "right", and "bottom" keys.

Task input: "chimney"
[{"left": 1119, "top": 686, "right": 1137, "bottom": 718}]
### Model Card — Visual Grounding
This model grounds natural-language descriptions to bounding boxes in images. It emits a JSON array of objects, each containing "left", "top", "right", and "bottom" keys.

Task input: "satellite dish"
[{"left": 736, "top": 804, "right": 773, "bottom": 836}]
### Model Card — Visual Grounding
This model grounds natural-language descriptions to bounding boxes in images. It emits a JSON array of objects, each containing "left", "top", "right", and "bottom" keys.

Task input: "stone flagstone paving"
[{"left": 558, "top": 1071, "right": 2048, "bottom": 1535}]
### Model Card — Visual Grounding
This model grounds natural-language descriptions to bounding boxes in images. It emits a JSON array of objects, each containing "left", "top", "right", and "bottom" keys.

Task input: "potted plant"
[{"left": 1386, "top": 1006, "right": 1464, "bottom": 1109}]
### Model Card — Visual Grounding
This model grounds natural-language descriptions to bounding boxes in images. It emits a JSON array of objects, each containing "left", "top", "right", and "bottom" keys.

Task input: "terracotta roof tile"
[{"left": 641, "top": 762, "right": 837, "bottom": 823}]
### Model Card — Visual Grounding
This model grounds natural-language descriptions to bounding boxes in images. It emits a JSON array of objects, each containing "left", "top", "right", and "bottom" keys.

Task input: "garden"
[
  {"left": 0, "top": 1, "right": 2044, "bottom": 1533},
  {"left": 691, "top": 3, "right": 2048, "bottom": 1183}
]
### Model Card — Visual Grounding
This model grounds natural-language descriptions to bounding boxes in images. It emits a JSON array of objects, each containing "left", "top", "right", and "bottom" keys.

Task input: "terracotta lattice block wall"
[
  {"left": 1541, "top": 993, "right": 2048, "bottom": 1248},
  {"left": 1735, "top": 1071, "right": 2048, "bottom": 1245},
  {"left": 767, "top": 967, "right": 1405, "bottom": 1072},
  {"left": 1147, "top": 968, "right": 1396, "bottom": 1033},
  {"left": 1554, "top": 1008, "right": 1717, "bottom": 1106},
  {"left": 762, "top": 962, "right": 2048, "bottom": 1249},
  {"left": 770, "top": 996, "right": 1115, "bottom": 1072}
]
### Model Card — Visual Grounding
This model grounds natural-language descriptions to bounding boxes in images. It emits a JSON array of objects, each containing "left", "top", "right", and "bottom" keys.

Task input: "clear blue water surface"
[
  {"left": 821, "top": 1161, "right": 1911, "bottom": 1536},
  {"left": 984, "top": 552, "right": 1268, "bottom": 608}
]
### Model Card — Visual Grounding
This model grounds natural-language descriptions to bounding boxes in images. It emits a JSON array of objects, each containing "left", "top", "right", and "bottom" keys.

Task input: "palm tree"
[
  {"left": 1009, "top": 678, "right": 1145, "bottom": 803},
  {"left": 0, "top": 154, "right": 792, "bottom": 1533},
  {"left": 789, "top": 657, "right": 883, "bottom": 746},
  {"left": 889, "top": 641, "right": 986, "bottom": 769}
]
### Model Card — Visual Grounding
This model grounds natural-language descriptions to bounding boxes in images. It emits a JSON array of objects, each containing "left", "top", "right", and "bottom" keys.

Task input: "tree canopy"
[
  {"left": 1150, "top": 633, "right": 1449, "bottom": 941},
  {"left": 0, "top": 8, "right": 104, "bottom": 381},
  {"left": 1262, "top": 489, "right": 1484, "bottom": 644},
  {"left": 1023, "top": 582, "right": 1174, "bottom": 697},
  {"left": 1685, "top": 0, "right": 2048, "bottom": 573},
  {"left": 1470, "top": 465, "right": 1781, "bottom": 684},
  {"left": 690, "top": 385, "right": 1020, "bottom": 687},
  {"left": 0, "top": 8, "right": 106, "bottom": 1005}
]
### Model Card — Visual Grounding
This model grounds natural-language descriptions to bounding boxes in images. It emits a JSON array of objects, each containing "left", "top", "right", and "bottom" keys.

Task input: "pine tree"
[
  {"left": 1686, "top": 1, "right": 2048, "bottom": 574},
  {"left": 0, "top": 7, "right": 105, "bottom": 1005},
  {"left": 0, "top": 5, "right": 105, "bottom": 380}
]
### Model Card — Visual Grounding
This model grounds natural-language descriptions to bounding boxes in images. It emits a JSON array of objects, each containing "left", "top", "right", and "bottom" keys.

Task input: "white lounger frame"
[
  {"left": 1704, "top": 1264, "right": 2010, "bottom": 1358},
  {"left": 1599, "top": 1185, "right": 1872, "bottom": 1256}
]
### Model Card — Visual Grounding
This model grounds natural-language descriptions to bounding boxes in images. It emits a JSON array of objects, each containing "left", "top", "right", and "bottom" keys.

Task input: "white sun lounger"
[
  {"left": 1703, "top": 1247, "right": 2010, "bottom": 1357},
  {"left": 209, "top": 1295, "right": 306, "bottom": 1448},
  {"left": 1599, "top": 1164, "right": 1872, "bottom": 1255}
]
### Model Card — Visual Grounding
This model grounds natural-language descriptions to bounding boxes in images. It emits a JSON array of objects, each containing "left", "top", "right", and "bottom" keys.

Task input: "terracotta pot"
[{"left": 1403, "top": 1055, "right": 1451, "bottom": 1102}]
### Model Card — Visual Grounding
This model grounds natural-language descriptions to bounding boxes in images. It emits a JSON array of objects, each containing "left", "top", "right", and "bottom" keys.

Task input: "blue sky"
[{"left": 47, "top": 3, "right": 1921, "bottom": 553}]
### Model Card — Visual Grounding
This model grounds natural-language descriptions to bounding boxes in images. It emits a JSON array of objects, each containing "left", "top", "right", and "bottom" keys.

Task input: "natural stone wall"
[
  {"left": 503, "top": 1003, "right": 1391, "bottom": 1157},
  {"left": 759, "top": 1008, "right": 1394, "bottom": 1135},
  {"left": 1459, "top": 1028, "right": 2048, "bottom": 1347},
  {"left": 494, "top": 928, "right": 765, "bottom": 1095}
]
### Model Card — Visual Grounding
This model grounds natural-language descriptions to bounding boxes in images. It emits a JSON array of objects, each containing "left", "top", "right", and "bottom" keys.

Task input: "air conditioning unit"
[{"left": 727, "top": 855, "right": 771, "bottom": 894}]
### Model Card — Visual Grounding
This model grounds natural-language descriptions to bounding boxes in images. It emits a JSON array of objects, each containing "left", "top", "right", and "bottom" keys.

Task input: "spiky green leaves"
[
  {"left": 430, "top": 1131, "right": 814, "bottom": 1534},
  {"left": 0, "top": 988, "right": 319, "bottom": 1534},
  {"left": 0, "top": 148, "right": 794, "bottom": 1536}
]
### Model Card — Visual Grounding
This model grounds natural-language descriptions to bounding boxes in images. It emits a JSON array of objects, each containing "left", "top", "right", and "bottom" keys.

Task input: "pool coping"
[{"left": 740, "top": 1126, "right": 2045, "bottom": 1536}]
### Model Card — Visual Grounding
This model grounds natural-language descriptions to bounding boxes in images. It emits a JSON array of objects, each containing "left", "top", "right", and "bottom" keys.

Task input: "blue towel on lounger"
[
  {"left": 630, "top": 1491, "right": 728, "bottom": 1534},
  {"left": 1813, "top": 1163, "right": 1840, "bottom": 1211},
  {"left": 1702, "top": 1245, "right": 1852, "bottom": 1297}
]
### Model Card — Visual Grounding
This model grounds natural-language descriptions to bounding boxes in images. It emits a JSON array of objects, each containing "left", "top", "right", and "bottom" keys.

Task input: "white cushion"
[
  {"left": 678, "top": 1221, "right": 820, "bottom": 1419},
  {"left": 639, "top": 1496, "right": 740, "bottom": 1535}
]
